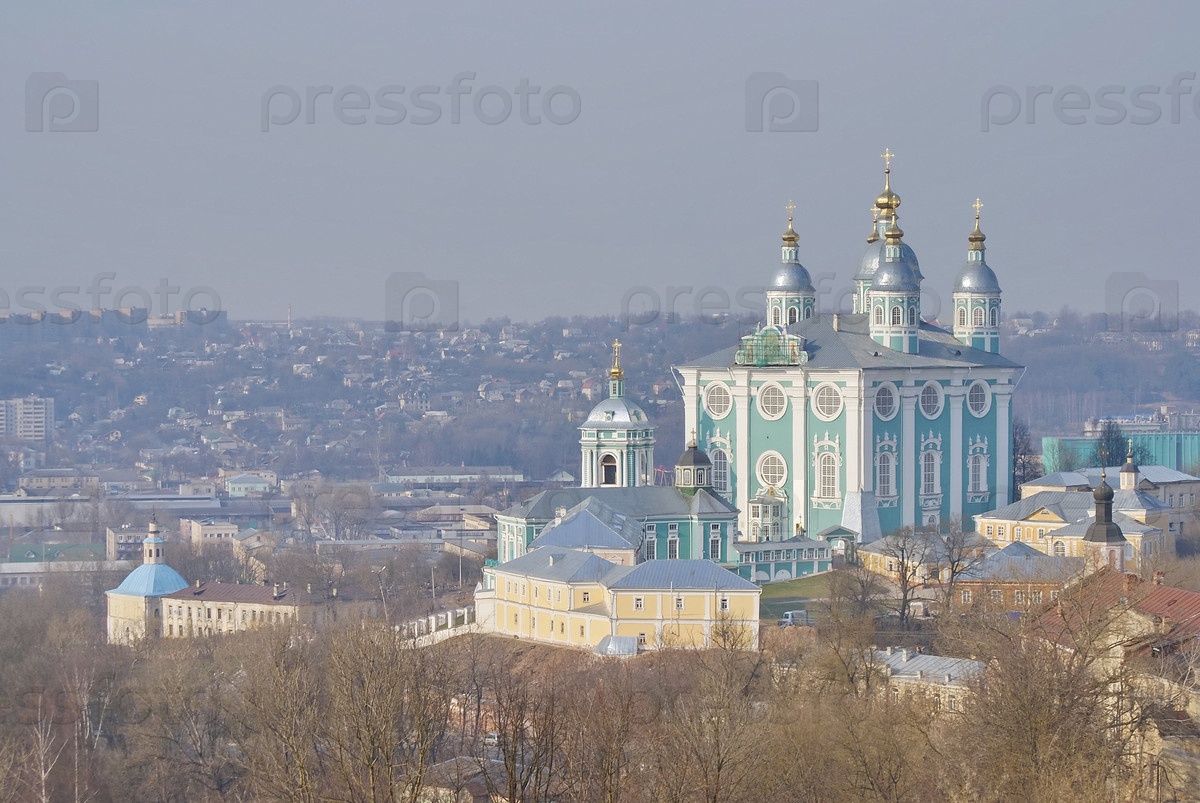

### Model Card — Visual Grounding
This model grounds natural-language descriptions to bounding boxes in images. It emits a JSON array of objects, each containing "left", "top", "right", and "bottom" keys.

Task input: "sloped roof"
[
  {"left": 1026, "top": 466, "right": 1199, "bottom": 488},
  {"left": 960, "top": 541, "right": 1084, "bottom": 584},
  {"left": 502, "top": 486, "right": 737, "bottom": 522},
  {"left": 529, "top": 506, "right": 640, "bottom": 552},
  {"left": 110, "top": 563, "right": 189, "bottom": 598},
  {"left": 678, "top": 315, "right": 1022, "bottom": 372},
  {"left": 874, "top": 649, "right": 984, "bottom": 686},
  {"left": 594, "top": 635, "right": 639, "bottom": 656},
  {"left": 604, "top": 560, "right": 758, "bottom": 591},
  {"left": 980, "top": 489, "right": 1167, "bottom": 525},
  {"left": 1039, "top": 570, "right": 1200, "bottom": 650},
  {"left": 494, "top": 547, "right": 616, "bottom": 584},
  {"left": 841, "top": 490, "right": 883, "bottom": 543}
]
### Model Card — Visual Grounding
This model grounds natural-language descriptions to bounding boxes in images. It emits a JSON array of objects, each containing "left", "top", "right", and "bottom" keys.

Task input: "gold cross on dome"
[
  {"left": 973, "top": 197, "right": 984, "bottom": 219},
  {"left": 881, "top": 148, "right": 894, "bottom": 170},
  {"left": 785, "top": 199, "right": 796, "bottom": 219}
]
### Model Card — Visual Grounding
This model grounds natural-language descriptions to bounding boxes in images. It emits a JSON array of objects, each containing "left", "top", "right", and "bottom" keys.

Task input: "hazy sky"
[{"left": 4, "top": 1, "right": 1198, "bottom": 327}]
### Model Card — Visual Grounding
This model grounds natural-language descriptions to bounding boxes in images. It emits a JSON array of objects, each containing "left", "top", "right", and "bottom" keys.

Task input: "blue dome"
[
  {"left": 870, "top": 256, "right": 920, "bottom": 293},
  {"left": 856, "top": 238, "right": 922, "bottom": 281},
  {"left": 770, "top": 263, "right": 815, "bottom": 293},
  {"left": 111, "top": 562, "right": 188, "bottom": 597},
  {"left": 954, "top": 258, "right": 1001, "bottom": 294}
]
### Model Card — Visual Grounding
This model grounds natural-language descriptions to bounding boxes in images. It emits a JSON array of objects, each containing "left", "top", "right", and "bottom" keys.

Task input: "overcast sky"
[{"left": 3, "top": 1, "right": 1197, "bottom": 328}]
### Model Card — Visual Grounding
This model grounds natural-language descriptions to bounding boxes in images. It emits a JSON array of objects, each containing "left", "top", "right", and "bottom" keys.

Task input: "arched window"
[
  {"left": 973, "top": 306, "right": 985, "bottom": 326},
  {"left": 788, "top": 306, "right": 798, "bottom": 324},
  {"left": 601, "top": 454, "right": 618, "bottom": 486},
  {"left": 969, "top": 454, "right": 986, "bottom": 493},
  {"left": 1053, "top": 540, "right": 1065, "bottom": 557},
  {"left": 958, "top": 307, "right": 967, "bottom": 327},
  {"left": 819, "top": 453, "right": 838, "bottom": 499},
  {"left": 891, "top": 306, "right": 902, "bottom": 325},
  {"left": 772, "top": 307, "right": 782, "bottom": 325},
  {"left": 803, "top": 307, "right": 813, "bottom": 320},
  {"left": 711, "top": 449, "right": 730, "bottom": 497},
  {"left": 908, "top": 306, "right": 917, "bottom": 325},
  {"left": 989, "top": 307, "right": 999, "bottom": 327},
  {"left": 874, "top": 305, "right": 884, "bottom": 325},
  {"left": 922, "top": 451, "right": 938, "bottom": 495},
  {"left": 877, "top": 452, "right": 893, "bottom": 497}
]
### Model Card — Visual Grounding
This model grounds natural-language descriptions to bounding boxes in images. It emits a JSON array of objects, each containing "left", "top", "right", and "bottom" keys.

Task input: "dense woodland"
[{"left": 2, "top": 557, "right": 1199, "bottom": 803}]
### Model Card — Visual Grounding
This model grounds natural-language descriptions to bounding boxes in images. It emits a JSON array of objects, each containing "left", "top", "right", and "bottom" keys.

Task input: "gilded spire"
[
  {"left": 782, "top": 200, "right": 799, "bottom": 247},
  {"left": 689, "top": 428, "right": 697, "bottom": 448},
  {"left": 866, "top": 207, "right": 880, "bottom": 244},
  {"left": 968, "top": 197, "right": 986, "bottom": 250},
  {"left": 609, "top": 339, "right": 623, "bottom": 380},
  {"left": 875, "top": 148, "right": 901, "bottom": 216},
  {"left": 1126, "top": 438, "right": 1135, "bottom": 462},
  {"left": 884, "top": 211, "right": 904, "bottom": 243}
]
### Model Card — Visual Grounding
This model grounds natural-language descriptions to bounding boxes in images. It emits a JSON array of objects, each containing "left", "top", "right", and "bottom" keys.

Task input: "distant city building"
[
  {"left": 383, "top": 466, "right": 525, "bottom": 486},
  {"left": 0, "top": 396, "right": 55, "bottom": 441},
  {"left": 18, "top": 468, "right": 97, "bottom": 492}
]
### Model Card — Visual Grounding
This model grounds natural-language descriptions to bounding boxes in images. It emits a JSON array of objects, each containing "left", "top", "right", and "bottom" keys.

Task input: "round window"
[
  {"left": 875, "top": 385, "right": 897, "bottom": 420},
  {"left": 704, "top": 383, "right": 732, "bottom": 419},
  {"left": 758, "top": 384, "right": 787, "bottom": 420},
  {"left": 812, "top": 384, "right": 843, "bottom": 421},
  {"left": 967, "top": 382, "right": 990, "bottom": 416},
  {"left": 920, "top": 383, "right": 943, "bottom": 418},
  {"left": 757, "top": 452, "right": 787, "bottom": 487}
]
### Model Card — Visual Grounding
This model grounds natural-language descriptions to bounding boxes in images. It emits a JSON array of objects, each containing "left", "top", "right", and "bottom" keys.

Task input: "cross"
[
  {"left": 881, "top": 147, "right": 894, "bottom": 171},
  {"left": 871, "top": 207, "right": 879, "bottom": 222},
  {"left": 973, "top": 197, "right": 983, "bottom": 219},
  {"left": 785, "top": 200, "right": 796, "bottom": 220}
]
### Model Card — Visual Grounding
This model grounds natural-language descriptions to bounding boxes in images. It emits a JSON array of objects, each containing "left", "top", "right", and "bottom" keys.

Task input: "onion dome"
[
  {"left": 771, "top": 263, "right": 815, "bottom": 293},
  {"left": 870, "top": 214, "right": 919, "bottom": 292},
  {"left": 874, "top": 148, "right": 901, "bottom": 216},
  {"left": 676, "top": 433, "right": 712, "bottom": 468},
  {"left": 954, "top": 201, "right": 1002, "bottom": 293},
  {"left": 1084, "top": 473, "right": 1125, "bottom": 545}
]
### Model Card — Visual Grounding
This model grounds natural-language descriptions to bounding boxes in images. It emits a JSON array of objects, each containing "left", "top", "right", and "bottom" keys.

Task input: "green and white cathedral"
[{"left": 676, "top": 156, "right": 1023, "bottom": 541}]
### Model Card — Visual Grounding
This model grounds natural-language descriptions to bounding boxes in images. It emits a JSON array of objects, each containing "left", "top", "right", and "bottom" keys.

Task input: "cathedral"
[{"left": 675, "top": 152, "right": 1024, "bottom": 541}]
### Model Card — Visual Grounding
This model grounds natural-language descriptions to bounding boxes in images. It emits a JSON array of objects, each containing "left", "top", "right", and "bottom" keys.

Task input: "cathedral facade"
[{"left": 676, "top": 156, "right": 1023, "bottom": 541}]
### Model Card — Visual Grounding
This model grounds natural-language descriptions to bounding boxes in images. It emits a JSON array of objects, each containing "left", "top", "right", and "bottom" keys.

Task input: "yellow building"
[
  {"left": 105, "top": 519, "right": 189, "bottom": 644},
  {"left": 161, "top": 581, "right": 378, "bottom": 637},
  {"left": 973, "top": 487, "right": 1168, "bottom": 571},
  {"left": 477, "top": 547, "right": 761, "bottom": 653}
]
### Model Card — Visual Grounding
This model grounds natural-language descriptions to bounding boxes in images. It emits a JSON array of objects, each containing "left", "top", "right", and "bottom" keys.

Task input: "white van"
[{"left": 778, "top": 610, "right": 807, "bottom": 627}]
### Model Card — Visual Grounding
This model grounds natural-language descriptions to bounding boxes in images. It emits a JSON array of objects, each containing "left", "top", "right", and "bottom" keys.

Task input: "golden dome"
[
  {"left": 885, "top": 214, "right": 904, "bottom": 242},
  {"left": 874, "top": 148, "right": 901, "bottom": 214},
  {"left": 968, "top": 198, "right": 986, "bottom": 250},
  {"left": 782, "top": 200, "right": 799, "bottom": 246}
]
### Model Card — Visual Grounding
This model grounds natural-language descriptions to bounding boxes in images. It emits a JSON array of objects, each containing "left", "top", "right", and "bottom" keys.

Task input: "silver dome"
[
  {"left": 856, "top": 238, "right": 922, "bottom": 281},
  {"left": 954, "top": 258, "right": 1001, "bottom": 294},
  {"left": 770, "top": 263, "right": 815, "bottom": 293},
  {"left": 581, "top": 397, "right": 651, "bottom": 430},
  {"left": 870, "top": 256, "right": 920, "bottom": 293}
]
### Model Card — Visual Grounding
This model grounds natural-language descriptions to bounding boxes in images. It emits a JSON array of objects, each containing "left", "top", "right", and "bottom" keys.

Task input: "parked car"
[{"left": 778, "top": 610, "right": 808, "bottom": 627}]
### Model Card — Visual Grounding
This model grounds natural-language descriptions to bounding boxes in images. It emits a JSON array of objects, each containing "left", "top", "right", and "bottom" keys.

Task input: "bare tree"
[{"left": 876, "top": 528, "right": 935, "bottom": 629}]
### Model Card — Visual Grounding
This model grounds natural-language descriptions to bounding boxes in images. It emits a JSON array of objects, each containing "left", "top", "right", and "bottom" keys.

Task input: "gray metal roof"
[
  {"left": 1027, "top": 466, "right": 1200, "bottom": 488},
  {"left": 496, "top": 547, "right": 616, "bottom": 584},
  {"left": 678, "top": 315, "right": 1022, "bottom": 372},
  {"left": 978, "top": 489, "right": 1169, "bottom": 523},
  {"left": 593, "top": 635, "right": 639, "bottom": 656},
  {"left": 580, "top": 397, "right": 652, "bottom": 430},
  {"left": 529, "top": 505, "right": 641, "bottom": 552},
  {"left": 874, "top": 649, "right": 983, "bottom": 685},
  {"left": 960, "top": 541, "right": 1084, "bottom": 583},
  {"left": 605, "top": 559, "right": 759, "bottom": 591},
  {"left": 502, "top": 486, "right": 738, "bottom": 522}
]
